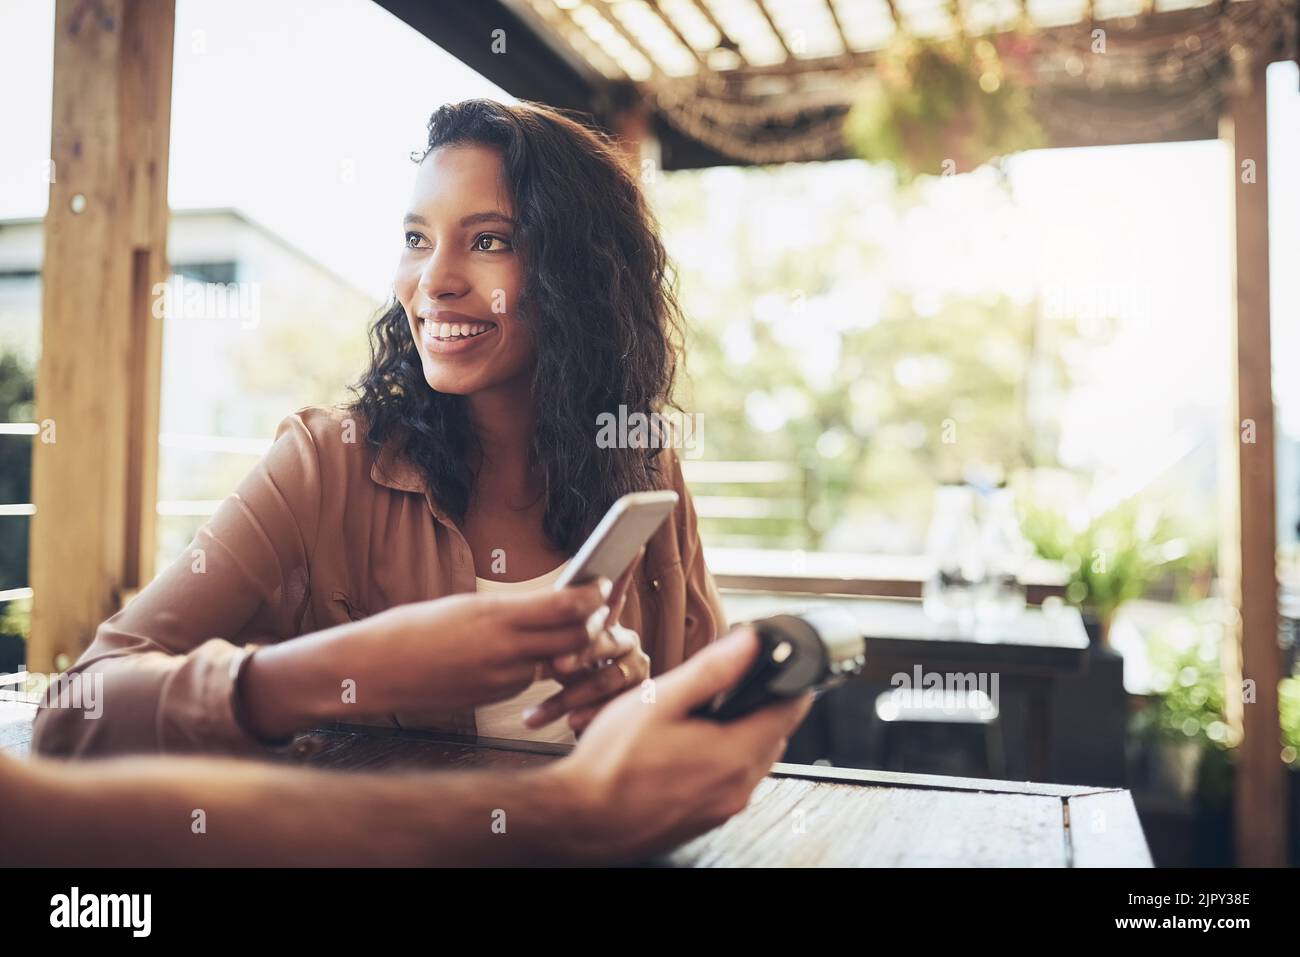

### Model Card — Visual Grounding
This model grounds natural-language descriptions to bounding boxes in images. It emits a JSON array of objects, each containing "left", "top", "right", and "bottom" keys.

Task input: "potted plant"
[
  {"left": 1019, "top": 498, "right": 1197, "bottom": 648},
  {"left": 843, "top": 33, "right": 1047, "bottom": 183}
]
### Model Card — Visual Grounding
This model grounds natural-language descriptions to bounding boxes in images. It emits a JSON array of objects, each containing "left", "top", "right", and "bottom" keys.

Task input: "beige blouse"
[{"left": 31, "top": 405, "right": 729, "bottom": 757}]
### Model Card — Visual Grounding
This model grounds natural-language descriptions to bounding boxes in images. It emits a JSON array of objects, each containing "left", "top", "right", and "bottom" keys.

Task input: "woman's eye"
[
  {"left": 474, "top": 234, "right": 512, "bottom": 252},
  {"left": 404, "top": 232, "right": 426, "bottom": 249}
]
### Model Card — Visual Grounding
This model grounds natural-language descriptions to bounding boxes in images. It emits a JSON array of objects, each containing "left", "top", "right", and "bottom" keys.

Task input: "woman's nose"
[{"left": 417, "top": 246, "right": 470, "bottom": 301}]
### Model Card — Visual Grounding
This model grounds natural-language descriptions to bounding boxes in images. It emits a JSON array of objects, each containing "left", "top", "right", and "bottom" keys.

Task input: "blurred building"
[{"left": 0, "top": 207, "right": 381, "bottom": 578}]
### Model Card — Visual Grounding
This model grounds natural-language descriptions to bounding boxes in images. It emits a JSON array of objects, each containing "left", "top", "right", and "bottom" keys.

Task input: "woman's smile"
[{"left": 419, "top": 313, "right": 499, "bottom": 355}]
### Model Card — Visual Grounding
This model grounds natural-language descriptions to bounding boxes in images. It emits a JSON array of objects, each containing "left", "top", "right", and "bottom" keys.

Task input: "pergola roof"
[
  {"left": 505, "top": 0, "right": 1261, "bottom": 81},
  {"left": 381, "top": 0, "right": 1296, "bottom": 166}
]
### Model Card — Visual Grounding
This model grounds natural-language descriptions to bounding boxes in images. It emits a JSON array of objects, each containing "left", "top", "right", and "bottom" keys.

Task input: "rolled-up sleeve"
[{"left": 31, "top": 409, "right": 323, "bottom": 757}]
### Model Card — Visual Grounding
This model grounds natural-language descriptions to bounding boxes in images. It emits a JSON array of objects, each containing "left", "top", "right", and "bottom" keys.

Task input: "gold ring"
[{"left": 617, "top": 661, "right": 632, "bottom": 685}]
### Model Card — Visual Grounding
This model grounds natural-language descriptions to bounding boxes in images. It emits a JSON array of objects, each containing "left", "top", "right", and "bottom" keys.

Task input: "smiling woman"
[
  {"left": 398, "top": 180, "right": 523, "bottom": 377},
  {"left": 352, "top": 99, "right": 688, "bottom": 558},
  {"left": 31, "top": 99, "right": 727, "bottom": 757}
]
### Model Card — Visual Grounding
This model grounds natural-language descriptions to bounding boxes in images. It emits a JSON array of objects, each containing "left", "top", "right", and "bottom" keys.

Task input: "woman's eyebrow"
[{"left": 402, "top": 211, "right": 515, "bottom": 227}]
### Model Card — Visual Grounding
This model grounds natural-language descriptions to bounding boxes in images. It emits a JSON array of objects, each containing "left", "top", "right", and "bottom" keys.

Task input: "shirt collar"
[
  {"left": 369, "top": 433, "right": 425, "bottom": 493},
  {"left": 368, "top": 431, "right": 457, "bottom": 526}
]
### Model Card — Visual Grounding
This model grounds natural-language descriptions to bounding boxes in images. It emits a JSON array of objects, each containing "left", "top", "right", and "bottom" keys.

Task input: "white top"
[{"left": 474, "top": 560, "right": 577, "bottom": 746}]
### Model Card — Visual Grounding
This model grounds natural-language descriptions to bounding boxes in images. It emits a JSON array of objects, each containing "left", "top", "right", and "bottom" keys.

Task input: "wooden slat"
[
  {"left": 770, "top": 760, "right": 1108, "bottom": 797},
  {"left": 664, "top": 777, "right": 1069, "bottom": 866},
  {"left": 753, "top": 0, "right": 794, "bottom": 60},
  {"left": 687, "top": 0, "right": 750, "bottom": 66},
  {"left": 29, "top": 0, "right": 175, "bottom": 673},
  {"left": 646, "top": 0, "right": 708, "bottom": 68},
  {"left": 1219, "top": 59, "right": 1287, "bottom": 867},
  {"left": 716, "top": 572, "right": 1068, "bottom": 605},
  {"left": 823, "top": 0, "right": 850, "bottom": 56},
  {"left": 883, "top": 0, "right": 902, "bottom": 31},
  {"left": 574, "top": 0, "right": 666, "bottom": 79}
]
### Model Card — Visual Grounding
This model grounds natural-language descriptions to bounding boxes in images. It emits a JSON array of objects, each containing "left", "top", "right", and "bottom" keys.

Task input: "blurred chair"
[{"left": 874, "top": 687, "right": 1006, "bottom": 779}]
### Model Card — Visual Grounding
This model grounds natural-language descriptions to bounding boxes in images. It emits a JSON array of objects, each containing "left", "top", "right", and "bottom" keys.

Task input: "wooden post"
[
  {"left": 1219, "top": 59, "right": 1287, "bottom": 867},
  {"left": 608, "top": 92, "right": 660, "bottom": 188},
  {"left": 28, "top": 0, "right": 174, "bottom": 672}
]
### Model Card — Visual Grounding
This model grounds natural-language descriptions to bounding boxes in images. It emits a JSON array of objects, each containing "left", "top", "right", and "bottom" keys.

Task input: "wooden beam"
[
  {"left": 1218, "top": 58, "right": 1287, "bottom": 868},
  {"left": 823, "top": 0, "right": 850, "bottom": 55},
  {"left": 701, "top": 48, "right": 879, "bottom": 79},
  {"left": 646, "top": 0, "right": 707, "bottom": 69},
  {"left": 577, "top": 0, "right": 668, "bottom": 80},
  {"left": 883, "top": 0, "right": 902, "bottom": 32},
  {"left": 687, "top": 0, "right": 750, "bottom": 67},
  {"left": 379, "top": 0, "right": 603, "bottom": 113},
  {"left": 28, "top": 0, "right": 174, "bottom": 671},
  {"left": 754, "top": 0, "right": 794, "bottom": 60}
]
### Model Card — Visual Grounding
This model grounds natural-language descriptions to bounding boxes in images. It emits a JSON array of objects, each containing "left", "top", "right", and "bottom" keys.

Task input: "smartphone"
[{"left": 552, "top": 490, "right": 679, "bottom": 591}]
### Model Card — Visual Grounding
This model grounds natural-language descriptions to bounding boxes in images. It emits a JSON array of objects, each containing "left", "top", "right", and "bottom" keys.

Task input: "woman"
[{"left": 32, "top": 99, "right": 727, "bottom": 757}]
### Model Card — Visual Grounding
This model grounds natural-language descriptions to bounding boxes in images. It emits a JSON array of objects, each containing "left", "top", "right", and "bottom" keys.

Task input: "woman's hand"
[
  {"left": 523, "top": 623, "right": 651, "bottom": 734},
  {"left": 241, "top": 578, "right": 612, "bottom": 739},
  {"left": 522, "top": 554, "right": 650, "bottom": 734},
  {"left": 356, "top": 579, "right": 612, "bottom": 714}
]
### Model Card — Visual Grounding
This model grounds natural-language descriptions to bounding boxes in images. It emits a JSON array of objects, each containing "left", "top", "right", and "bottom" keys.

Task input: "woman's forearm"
[
  {"left": 4, "top": 752, "right": 596, "bottom": 867},
  {"left": 239, "top": 616, "right": 387, "bottom": 742}
]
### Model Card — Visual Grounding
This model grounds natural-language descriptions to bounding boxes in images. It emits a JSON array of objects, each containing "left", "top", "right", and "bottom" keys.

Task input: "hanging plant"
[{"left": 843, "top": 34, "right": 1047, "bottom": 183}]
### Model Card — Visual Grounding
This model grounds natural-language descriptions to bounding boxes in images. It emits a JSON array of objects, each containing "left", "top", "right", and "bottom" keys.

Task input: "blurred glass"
[
  {"left": 975, "top": 486, "right": 1029, "bottom": 624},
  {"left": 922, "top": 484, "right": 984, "bottom": 629}
]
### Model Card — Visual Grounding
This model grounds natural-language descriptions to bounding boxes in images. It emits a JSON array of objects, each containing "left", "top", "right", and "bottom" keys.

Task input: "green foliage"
[
  {"left": 0, "top": 595, "right": 30, "bottom": 642},
  {"left": 655, "top": 161, "right": 1076, "bottom": 550},
  {"left": 844, "top": 35, "right": 1047, "bottom": 183},
  {"left": 1282, "top": 677, "right": 1300, "bottom": 769},
  {"left": 0, "top": 347, "right": 36, "bottom": 420},
  {"left": 1127, "top": 603, "right": 1244, "bottom": 808},
  {"left": 1133, "top": 603, "right": 1234, "bottom": 750},
  {"left": 1020, "top": 497, "right": 1203, "bottom": 627}
]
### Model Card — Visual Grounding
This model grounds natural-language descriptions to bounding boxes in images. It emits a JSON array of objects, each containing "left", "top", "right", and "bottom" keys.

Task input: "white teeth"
[{"left": 423, "top": 318, "right": 491, "bottom": 340}]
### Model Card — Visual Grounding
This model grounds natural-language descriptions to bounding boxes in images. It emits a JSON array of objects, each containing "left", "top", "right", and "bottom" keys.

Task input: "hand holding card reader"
[{"left": 694, "top": 607, "right": 865, "bottom": 721}]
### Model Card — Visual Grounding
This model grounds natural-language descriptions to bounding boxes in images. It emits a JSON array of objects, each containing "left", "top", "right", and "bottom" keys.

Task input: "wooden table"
[
  {"left": 289, "top": 723, "right": 1150, "bottom": 866},
  {"left": 0, "top": 703, "right": 1150, "bottom": 865},
  {"left": 719, "top": 592, "right": 1092, "bottom": 780}
]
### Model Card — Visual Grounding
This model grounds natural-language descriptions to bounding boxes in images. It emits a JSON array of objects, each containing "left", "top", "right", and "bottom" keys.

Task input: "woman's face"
[{"left": 395, "top": 143, "right": 533, "bottom": 397}]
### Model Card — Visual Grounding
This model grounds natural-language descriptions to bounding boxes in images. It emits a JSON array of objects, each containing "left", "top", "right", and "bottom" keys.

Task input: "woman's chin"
[{"left": 422, "top": 370, "right": 479, "bottom": 395}]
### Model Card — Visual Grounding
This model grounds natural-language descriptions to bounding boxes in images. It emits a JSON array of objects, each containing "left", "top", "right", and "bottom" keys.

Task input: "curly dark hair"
[{"left": 345, "top": 98, "right": 685, "bottom": 553}]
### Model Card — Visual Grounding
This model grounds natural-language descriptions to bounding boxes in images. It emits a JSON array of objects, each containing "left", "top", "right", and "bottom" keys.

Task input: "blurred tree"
[{"left": 655, "top": 163, "right": 1075, "bottom": 552}]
